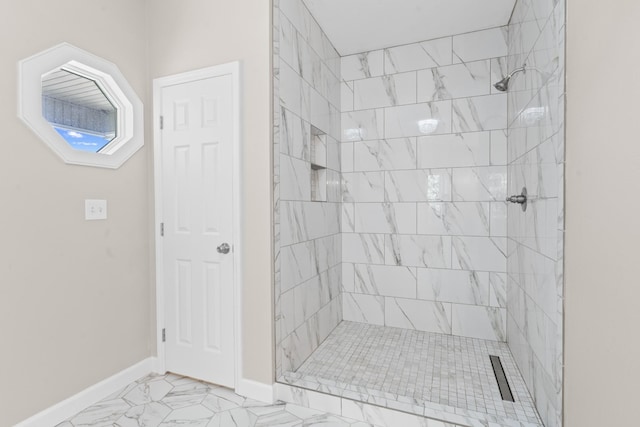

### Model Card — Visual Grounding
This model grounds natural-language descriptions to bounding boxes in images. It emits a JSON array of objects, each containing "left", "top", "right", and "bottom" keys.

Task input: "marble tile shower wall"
[
  {"left": 506, "top": 1, "right": 565, "bottom": 427},
  {"left": 340, "top": 28, "right": 510, "bottom": 342},
  {"left": 274, "top": 0, "right": 343, "bottom": 379}
]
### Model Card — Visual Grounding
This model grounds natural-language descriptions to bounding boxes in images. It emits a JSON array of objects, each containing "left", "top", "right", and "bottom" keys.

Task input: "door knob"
[{"left": 217, "top": 243, "right": 231, "bottom": 254}]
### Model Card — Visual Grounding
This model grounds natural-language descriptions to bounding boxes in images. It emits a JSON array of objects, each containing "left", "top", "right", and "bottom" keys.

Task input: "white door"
[{"left": 160, "top": 74, "right": 235, "bottom": 387}]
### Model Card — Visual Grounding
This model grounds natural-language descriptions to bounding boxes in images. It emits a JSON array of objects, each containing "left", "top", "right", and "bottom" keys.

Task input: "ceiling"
[
  {"left": 42, "top": 69, "right": 115, "bottom": 112},
  {"left": 302, "top": 0, "right": 516, "bottom": 56}
]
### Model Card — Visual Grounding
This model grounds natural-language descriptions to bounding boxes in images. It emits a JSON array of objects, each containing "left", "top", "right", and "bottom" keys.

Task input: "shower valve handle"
[
  {"left": 506, "top": 195, "right": 527, "bottom": 204},
  {"left": 506, "top": 187, "right": 528, "bottom": 212}
]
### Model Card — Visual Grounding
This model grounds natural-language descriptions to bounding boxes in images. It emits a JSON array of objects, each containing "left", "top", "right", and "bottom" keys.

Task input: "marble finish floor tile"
[
  {"left": 283, "top": 321, "right": 542, "bottom": 426},
  {"left": 58, "top": 373, "right": 371, "bottom": 427}
]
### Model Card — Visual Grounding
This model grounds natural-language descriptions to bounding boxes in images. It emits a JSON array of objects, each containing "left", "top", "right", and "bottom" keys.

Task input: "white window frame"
[{"left": 18, "top": 43, "right": 143, "bottom": 169}]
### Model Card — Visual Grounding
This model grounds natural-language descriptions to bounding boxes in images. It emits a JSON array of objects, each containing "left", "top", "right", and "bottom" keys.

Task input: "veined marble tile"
[
  {"left": 489, "top": 272, "right": 507, "bottom": 308},
  {"left": 342, "top": 50, "right": 384, "bottom": 81},
  {"left": 342, "top": 172, "right": 385, "bottom": 202},
  {"left": 280, "top": 288, "right": 296, "bottom": 338},
  {"left": 342, "top": 202, "right": 355, "bottom": 233},
  {"left": 417, "top": 268, "right": 490, "bottom": 305},
  {"left": 279, "top": 13, "right": 297, "bottom": 70},
  {"left": 327, "top": 169, "right": 342, "bottom": 203},
  {"left": 385, "top": 169, "right": 452, "bottom": 202},
  {"left": 452, "top": 305, "right": 506, "bottom": 341},
  {"left": 342, "top": 109, "right": 384, "bottom": 142},
  {"left": 417, "top": 132, "right": 491, "bottom": 169},
  {"left": 122, "top": 379, "right": 173, "bottom": 406},
  {"left": 279, "top": 0, "right": 308, "bottom": 40},
  {"left": 354, "top": 138, "right": 417, "bottom": 171},
  {"left": 326, "top": 135, "right": 340, "bottom": 170},
  {"left": 385, "top": 101, "right": 452, "bottom": 138},
  {"left": 116, "top": 402, "right": 172, "bottom": 427},
  {"left": 342, "top": 233, "right": 385, "bottom": 264},
  {"left": 384, "top": 38, "right": 452, "bottom": 74},
  {"left": 489, "top": 202, "right": 507, "bottom": 237},
  {"left": 317, "top": 295, "right": 342, "bottom": 342},
  {"left": 508, "top": 242, "right": 558, "bottom": 320},
  {"left": 69, "top": 399, "right": 131, "bottom": 427},
  {"left": 275, "top": 384, "right": 342, "bottom": 415},
  {"left": 280, "top": 154, "right": 311, "bottom": 201},
  {"left": 280, "top": 60, "right": 302, "bottom": 117},
  {"left": 280, "top": 201, "right": 340, "bottom": 246},
  {"left": 325, "top": 63, "right": 342, "bottom": 109},
  {"left": 343, "top": 292, "right": 385, "bottom": 325},
  {"left": 205, "top": 407, "right": 257, "bottom": 427},
  {"left": 452, "top": 166, "right": 507, "bottom": 202},
  {"left": 417, "top": 60, "right": 491, "bottom": 102},
  {"left": 354, "top": 72, "right": 417, "bottom": 110},
  {"left": 313, "top": 234, "right": 341, "bottom": 274},
  {"left": 342, "top": 263, "right": 355, "bottom": 292},
  {"left": 284, "top": 317, "right": 321, "bottom": 371},
  {"left": 162, "top": 382, "right": 210, "bottom": 409},
  {"left": 452, "top": 27, "right": 508, "bottom": 63},
  {"left": 417, "top": 202, "right": 490, "bottom": 236},
  {"left": 452, "top": 94, "right": 507, "bottom": 132},
  {"left": 385, "top": 297, "right": 452, "bottom": 334},
  {"left": 490, "top": 129, "right": 507, "bottom": 165},
  {"left": 280, "top": 201, "right": 309, "bottom": 246},
  {"left": 355, "top": 202, "right": 417, "bottom": 234},
  {"left": 280, "top": 107, "right": 310, "bottom": 161},
  {"left": 341, "top": 81, "right": 354, "bottom": 111},
  {"left": 452, "top": 236, "right": 506, "bottom": 272},
  {"left": 385, "top": 235, "right": 452, "bottom": 268},
  {"left": 341, "top": 142, "right": 354, "bottom": 172},
  {"left": 310, "top": 87, "right": 332, "bottom": 136},
  {"left": 294, "top": 275, "right": 323, "bottom": 324},
  {"left": 295, "top": 32, "right": 322, "bottom": 88},
  {"left": 354, "top": 264, "right": 418, "bottom": 298}
]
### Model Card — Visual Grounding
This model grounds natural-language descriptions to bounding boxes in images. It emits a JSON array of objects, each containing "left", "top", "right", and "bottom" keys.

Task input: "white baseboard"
[
  {"left": 235, "top": 378, "right": 274, "bottom": 404},
  {"left": 16, "top": 357, "right": 160, "bottom": 427}
]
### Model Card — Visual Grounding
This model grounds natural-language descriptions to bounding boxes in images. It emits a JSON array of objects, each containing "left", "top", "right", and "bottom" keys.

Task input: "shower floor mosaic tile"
[
  {"left": 281, "top": 321, "right": 543, "bottom": 426},
  {"left": 55, "top": 373, "right": 371, "bottom": 427}
]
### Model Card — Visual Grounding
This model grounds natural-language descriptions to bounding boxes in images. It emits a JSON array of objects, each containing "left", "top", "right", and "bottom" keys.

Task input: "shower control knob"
[
  {"left": 217, "top": 243, "right": 231, "bottom": 254},
  {"left": 506, "top": 187, "right": 528, "bottom": 212},
  {"left": 506, "top": 195, "right": 527, "bottom": 204}
]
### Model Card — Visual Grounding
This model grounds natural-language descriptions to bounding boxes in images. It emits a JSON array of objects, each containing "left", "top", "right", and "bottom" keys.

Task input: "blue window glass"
[{"left": 53, "top": 126, "right": 113, "bottom": 153}]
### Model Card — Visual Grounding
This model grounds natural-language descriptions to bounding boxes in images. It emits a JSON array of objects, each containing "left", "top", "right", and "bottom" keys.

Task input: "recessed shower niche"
[{"left": 273, "top": 1, "right": 565, "bottom": 426}]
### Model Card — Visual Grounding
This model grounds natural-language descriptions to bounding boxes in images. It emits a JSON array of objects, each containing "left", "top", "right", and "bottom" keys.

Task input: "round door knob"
[{"left": 217, "top": 243, "right": 231, "bottom": 254}]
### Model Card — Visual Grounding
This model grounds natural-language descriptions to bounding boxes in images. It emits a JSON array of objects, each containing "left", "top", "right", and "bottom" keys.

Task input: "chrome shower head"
[
  {"left": 494, "top": 77, "right": 510, "bottom": 92},
  {"left": 493, "top": 65, "right": 526, "bottom": 92}
]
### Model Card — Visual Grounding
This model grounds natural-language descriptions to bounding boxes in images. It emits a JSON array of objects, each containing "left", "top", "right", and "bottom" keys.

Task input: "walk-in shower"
[{"left": 273, "top": 1, "right": 565, "bottom": 426}]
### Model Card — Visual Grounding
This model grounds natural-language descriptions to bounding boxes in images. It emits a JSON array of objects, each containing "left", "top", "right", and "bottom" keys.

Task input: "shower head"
[
  {"left": 493, "top": 65, "right": 526, "bottom": 92},
  {"left": 493, "top": 77, "right": 510, "bottom": 92}
]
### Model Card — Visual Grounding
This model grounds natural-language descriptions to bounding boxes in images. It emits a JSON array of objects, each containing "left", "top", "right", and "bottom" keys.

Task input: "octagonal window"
[{"left": 18, "top": 43, "right": 143, "bottom": 169}]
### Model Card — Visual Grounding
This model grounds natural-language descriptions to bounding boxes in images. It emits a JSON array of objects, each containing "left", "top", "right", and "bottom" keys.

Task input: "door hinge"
[
  {"left": 162, "top": 328, "right": 166, "bottom": 342},
  {"left": 160, "top": 222, "right": 164, "bottom": 237},
  {"left": 159, "top": 115, "right": 164, "bottom": 130}
]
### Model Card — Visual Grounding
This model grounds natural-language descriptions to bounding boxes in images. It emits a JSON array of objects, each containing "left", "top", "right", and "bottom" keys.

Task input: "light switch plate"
[{"left": 85, "top": 199, "right": 107, "bottom": 220}]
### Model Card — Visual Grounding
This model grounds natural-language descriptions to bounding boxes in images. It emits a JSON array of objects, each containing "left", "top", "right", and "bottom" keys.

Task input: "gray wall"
[
  {"left": 0, "top": 1, "right": 150, "bottom": 425},
  {"left": 564, "top": 0, "right": 640, "bottom": 426},
  {"left": 3, "top": 0, "right": 273, "bottom": 424}
]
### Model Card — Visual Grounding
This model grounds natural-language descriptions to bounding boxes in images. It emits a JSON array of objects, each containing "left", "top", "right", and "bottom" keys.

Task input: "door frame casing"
[{"left": 152, "top": 62, "right": 243, "bottom": 388}]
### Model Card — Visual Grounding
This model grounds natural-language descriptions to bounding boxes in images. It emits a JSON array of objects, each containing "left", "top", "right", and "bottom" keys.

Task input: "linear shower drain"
[{"left": 490, "top": 355, "right": 515, "bottom": 402}]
